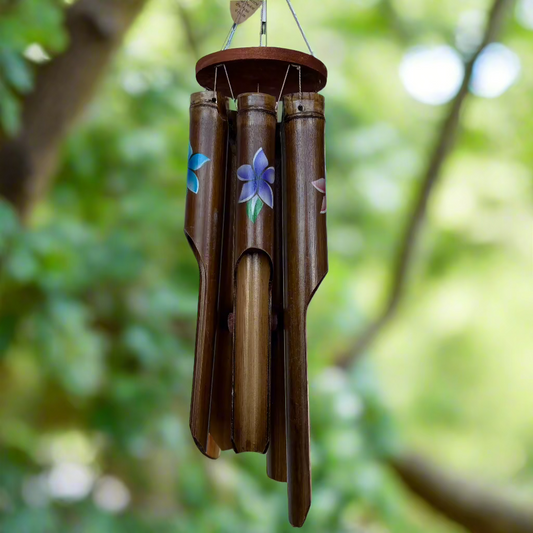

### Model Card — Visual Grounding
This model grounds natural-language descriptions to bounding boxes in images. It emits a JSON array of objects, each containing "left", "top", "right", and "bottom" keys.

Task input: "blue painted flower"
[
  {"left": 238, "top": 148, "right": 275, "bottom": 223},
  {"left": 187, "top": 143, "right": 210, "bottom": 194}
]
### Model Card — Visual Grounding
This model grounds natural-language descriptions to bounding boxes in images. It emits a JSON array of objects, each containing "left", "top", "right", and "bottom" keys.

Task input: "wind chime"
[{"left": 184, "top": 0, "right": 327, "bottom": 527}]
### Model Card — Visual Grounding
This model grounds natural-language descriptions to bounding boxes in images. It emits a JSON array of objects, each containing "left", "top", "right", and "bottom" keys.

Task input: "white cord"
[
  {"left": 222, "top": 0, "right": 315, "bottom": 56},
  {"left": 285, "top": 0, "right": 314, "bottom": 56}
]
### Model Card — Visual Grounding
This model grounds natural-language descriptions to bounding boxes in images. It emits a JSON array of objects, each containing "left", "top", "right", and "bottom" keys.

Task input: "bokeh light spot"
[
  {"left": 93, "top": 476, "right": 131, "bottom": 514},
  {"left": 516, "top": 0, "right": 533, "bottom": 29},
  {"left": 471, "top": 43, "right": 521, "bottom": 98},
  {"left": 47, "top": 463, "right": 95, "bottom": 501},
  {"left": 24, "top": 44, "right": 50, "bottom": 64},
  {"left": 399, "top": 46, "right": 464, "bottom": 105}
]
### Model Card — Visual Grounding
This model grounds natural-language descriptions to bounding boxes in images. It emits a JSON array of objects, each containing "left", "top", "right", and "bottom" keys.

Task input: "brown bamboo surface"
[
  {"left": 283, "top": 92, "right": 328, "bottom": 527},
  {"left": 232, "top": 93, "right": 277, "bottom": 454},
  {"left": 205, "top": 434, "right": 221, "bottom": 460},
  {"left": 233, "top": 252, "right": 271, "bottom": 453},
  {"left": 185, "top": 91, "right": 228, "bottom": 458},
  {"left": 267, "top": 123, "right": 288, "bottom": 482},
  {"left": 209, "top": 108, "right": 237, "bottom": 451},
  {"left": 234, "top": 93, "right": 277, "bottom": 262}
]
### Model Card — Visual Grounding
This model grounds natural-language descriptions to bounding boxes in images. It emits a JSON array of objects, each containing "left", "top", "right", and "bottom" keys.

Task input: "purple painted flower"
[
  {"left": 312, "top": 178, "right": 327, "bottom": 214},
  {"left": 238, "top": 148, "right": 275, "bottom": 222}
]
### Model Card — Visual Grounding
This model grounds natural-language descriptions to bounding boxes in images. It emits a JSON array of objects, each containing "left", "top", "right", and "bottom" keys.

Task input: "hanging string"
[
  {"left": 213, "top": 65, "right": 219, "bottom": 101},
  {"left": 276, "top": 64, "right": 303, "bottom": 111},
  {"left": 223, "top": 0, "right": 315, "bottom": 57},
  {"left": 277, "top": 64, "right": 292, "bottom": 108},
  {"left": 292, "top": 64, "right": 302, "bottom": 99},
  {"left": 222, "top": 23, "right": 238, "bottom": 50},
  {"left": 222, "top": 0, "right": 249, "bottom": 50},
  {"left": 212, "top": 64, "right": 235, "bottom": 102},
  {"left": 222, "top": 64, "right": 236, "bottom": 101},
  {"left": 285, "top": 0, "right": 314, "bottom": 56}
]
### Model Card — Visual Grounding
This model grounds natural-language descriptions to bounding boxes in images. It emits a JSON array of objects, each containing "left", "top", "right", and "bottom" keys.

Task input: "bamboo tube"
[
  {"left": 283, "top": 93, "right": 328, "bottom": 527},
  {"left": 233, "top": 252, "right": 271, "bottom": 452},
  {"left": 209, "top": 108, "right": 237, "bottom": 451},
  {"left": 185, "top": 91, "right": 228, "bottom": 458},
  {"left": 267, "top": 123, "right": 287, "bottom": 482},
  {"left": 232, "top": 93, "right": 277, "bottom": 454}
]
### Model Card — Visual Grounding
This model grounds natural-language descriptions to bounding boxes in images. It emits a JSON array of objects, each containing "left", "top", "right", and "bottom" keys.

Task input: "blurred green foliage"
[
  {"left": 0, "top": 0, "right": 66, "bottom": 134},
  {"left": 0, "top": 0, "right": 532, "bottom": 532}
]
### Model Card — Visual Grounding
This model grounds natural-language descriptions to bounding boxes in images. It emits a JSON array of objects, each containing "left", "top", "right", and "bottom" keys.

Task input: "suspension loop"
[
  {"left": 276, "top": 64, "right": 304, "bottom": 111},
  {"left": 222, "top": 63, "right": 236, "bottom": 102},
  {"left": 277, "top": 64, "right": 292, "bottom": 109},
  {"left": 212, "top": 64, "right": 236, "bottom": 102}
]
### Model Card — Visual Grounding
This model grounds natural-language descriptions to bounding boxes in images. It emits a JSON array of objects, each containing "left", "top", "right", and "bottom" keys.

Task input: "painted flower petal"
[
  {"left": 250, "top": 195, "right": 259, "bottom": 213},
  {"left": 189, "top": 153, "right": 210, "bottom": 171},
  {"left": 237, "top": 164, "right": 255, "bottom": 181},
  {"left": 262, "top": 167, "right": 275, "bottom": 184},
  {"left": 187, "top": 169, "right": 199, "bottom": 194},
  {"left": 312, "top": 178, "right": 326, "bottom": 194},
  {"left": 257, "top": 180, "right": 273, "bottom": 209},
  {"left": 188, "top": 143, "right": 193, "bottom": 160},
  {"left": 239, "top": 181, "right": 258, "bottom": 203},
  {"left": 321, "top": 196, "right": 327, "bottom": 214},
  {"left": 253, "top": 148, "right": 269, "bottom": 177}
]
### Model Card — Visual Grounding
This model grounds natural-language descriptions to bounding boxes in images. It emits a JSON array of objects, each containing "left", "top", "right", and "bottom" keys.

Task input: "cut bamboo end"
[
  {"left": 205, "top": 434, "right": 221, "bottom": 460},
  {"left": 289, "top": 496, "right": 311, "bottom": 529},
  {"left": 232, "top": 252, "right": 271, "bottom": 453}
]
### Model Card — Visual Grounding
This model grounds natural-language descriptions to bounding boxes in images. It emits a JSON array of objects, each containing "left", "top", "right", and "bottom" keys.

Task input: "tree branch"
[
  {"left": 391, "top": 453, "right": 533, "bottom": 533},
  {"left": 337, "top": 0, "right": 516, "bottom": 368},
  {"left": 177, "top": 4, "right": 201, "bottom": 59},
  {"left": 0, "top": 0, "right": 148, "bottom": 218}
]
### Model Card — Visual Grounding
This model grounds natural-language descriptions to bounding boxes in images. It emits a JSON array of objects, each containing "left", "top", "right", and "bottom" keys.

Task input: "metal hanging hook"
[
  {"left": 260, "top": 0, "right": 267, "bottom": 46},
  {"left": 222, "top": 0, "right": 314, "bottom": 56}
]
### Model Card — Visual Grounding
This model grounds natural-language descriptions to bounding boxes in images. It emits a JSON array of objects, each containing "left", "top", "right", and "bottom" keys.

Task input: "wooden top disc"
[{"left": 196, "top": 47, "right": 328, "bottom": 99}]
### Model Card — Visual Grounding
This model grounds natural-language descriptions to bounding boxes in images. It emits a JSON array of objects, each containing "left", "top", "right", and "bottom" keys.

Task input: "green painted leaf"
[{"left": 246, "top": 198, "right": 263, "bottom": 223}]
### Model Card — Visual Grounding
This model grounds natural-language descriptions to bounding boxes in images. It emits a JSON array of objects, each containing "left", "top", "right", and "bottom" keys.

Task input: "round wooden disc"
[{"left": 196, "top": 47, "right": 328, "bottom": 99}]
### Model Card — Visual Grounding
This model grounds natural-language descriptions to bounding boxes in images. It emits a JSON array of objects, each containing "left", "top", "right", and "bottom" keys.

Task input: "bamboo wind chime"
[{"left": 184, "top": 1, "right": 328, "bottom": 527}]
